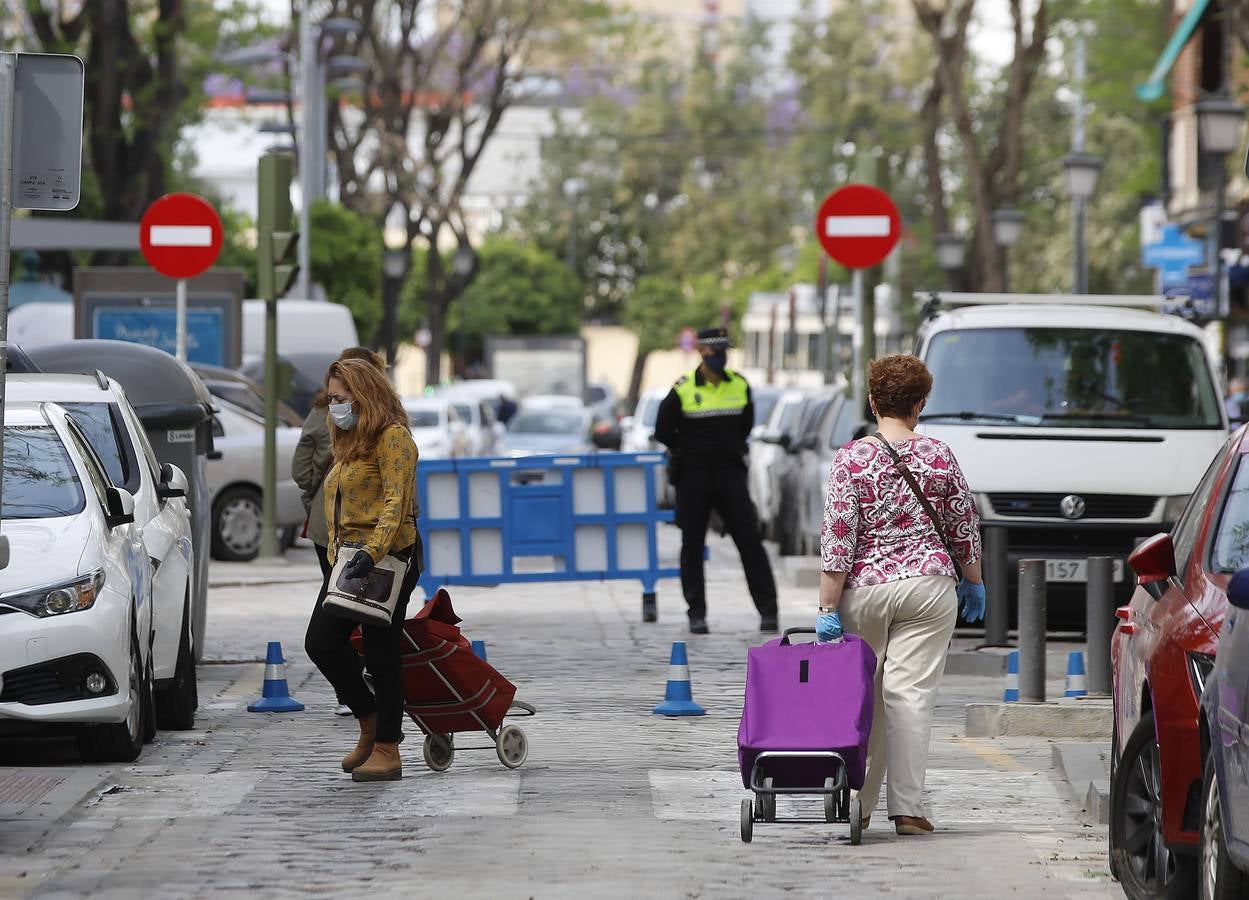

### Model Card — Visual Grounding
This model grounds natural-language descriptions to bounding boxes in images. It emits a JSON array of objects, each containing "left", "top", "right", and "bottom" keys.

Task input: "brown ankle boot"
[
  {"left": 351, "top": 742, "right": 401, "bottom": 782},
  {"left": 341, "top": 712, "right": 377, "bottom": 773}
]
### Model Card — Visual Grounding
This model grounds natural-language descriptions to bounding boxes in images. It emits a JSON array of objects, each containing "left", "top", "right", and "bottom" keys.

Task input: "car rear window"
[
  {"left": 60, "top": 402, "right": 132, "bottom": 490},
  {"left": 2, "top": 426, "right": 86, "bottom": 519},
  {"left": 408, "top": 409, "right": 441, "bottom": 428}
]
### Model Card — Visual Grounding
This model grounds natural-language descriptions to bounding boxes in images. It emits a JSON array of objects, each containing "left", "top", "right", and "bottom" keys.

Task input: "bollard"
[
  {"left": 1086, "top": 556, "right": 1115, "bottom": 696},
  {"left": 1017, "top": 559, "right": 1047, "bottom": 704},
  {"left": 983, "top": 526, "right": 1010, "bottom": 647}
]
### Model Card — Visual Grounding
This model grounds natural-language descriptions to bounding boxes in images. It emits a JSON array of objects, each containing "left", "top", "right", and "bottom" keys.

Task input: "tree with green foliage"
[{"left": 308, "top": 201, "right": 382, "bottom": 343}]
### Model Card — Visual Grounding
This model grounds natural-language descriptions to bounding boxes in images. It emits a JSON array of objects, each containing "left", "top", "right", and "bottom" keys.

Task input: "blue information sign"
[
  {"left": 93, "top": 307, "right": 225, "bottom": 365},
  {"left": 1141, "top": 224, "right": 1206, "bottom": 287}
]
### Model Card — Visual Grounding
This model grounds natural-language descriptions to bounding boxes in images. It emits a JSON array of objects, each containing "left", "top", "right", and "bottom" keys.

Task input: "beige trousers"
[{"left": 840, "top": 574, "right": 957, "bottom": 819}]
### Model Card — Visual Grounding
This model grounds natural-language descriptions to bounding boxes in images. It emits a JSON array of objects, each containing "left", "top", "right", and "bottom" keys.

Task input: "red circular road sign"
[
  {"left": 140, "top": 193, "right": 224, "bottom": 280},
  {"left": 815, "top": 184, "right": 901, "bottom": 270}
]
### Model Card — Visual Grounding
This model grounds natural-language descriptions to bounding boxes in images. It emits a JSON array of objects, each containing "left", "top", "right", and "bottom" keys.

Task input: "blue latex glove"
[
  {"left": 816, "top": 611, "right": 843, "bottom": 643},
  {"left": 344, "top": 550, "right": 375, "bottom": 581},
  {"left": 957, "top": 579, "right": 986, "bottom": 623}
]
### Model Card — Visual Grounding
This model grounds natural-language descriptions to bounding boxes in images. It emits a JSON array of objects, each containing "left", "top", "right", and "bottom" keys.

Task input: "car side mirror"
[
  {"left": 1229, "top": 570, "right": 1249, "bottom": 611},
  {"left": 105, "top": 487, "right": 136, "bottom": 529},
  {"left": 1128, "top": 533, "right": 1177, "bottom": 601},
  {"left": 157, "top": 462, "right": 188, "bottom": 500}
]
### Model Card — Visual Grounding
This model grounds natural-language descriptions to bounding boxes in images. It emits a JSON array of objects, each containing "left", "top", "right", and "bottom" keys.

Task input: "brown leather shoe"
[
  {"left": 351, "top": 741, "right": 401, "bottom": 782},
  {"left": 341, "top": 712, "right": 377, "bottom": 773},
  {"left": 892, "top": 815, "right": 935, "bottom": 835}
]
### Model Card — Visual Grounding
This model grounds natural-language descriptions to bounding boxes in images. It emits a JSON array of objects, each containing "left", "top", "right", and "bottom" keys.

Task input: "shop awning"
[{"left": 1136, "top": 0, "right": 1211, "bottom": 102}]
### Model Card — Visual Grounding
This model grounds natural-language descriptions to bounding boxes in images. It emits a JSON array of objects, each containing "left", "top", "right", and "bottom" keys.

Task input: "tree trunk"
[
  {"left": 627, "top": 348, "right": 651, "bottom": 409},
  {"left": 425, "top": 292, "right": 446, "bottom": 389}
]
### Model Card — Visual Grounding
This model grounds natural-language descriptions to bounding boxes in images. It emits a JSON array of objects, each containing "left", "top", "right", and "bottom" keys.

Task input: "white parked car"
[
  {"left": 747, "top": 389, "right": 808, "bottom": 538},
  {"left": 207, "top": 398, "right": 305, "bottom": 561},
  {"left": 7, "top": 374, "right": 198, "bottom": 729},
  {"left": 0, "top": 402, "right": 155, "bottom": 761},
  {"left": 441, "top": 395, "right": 501, "bottom": 456},
  {"left": 403, "top": 397, "right": 470, "bottom": 459},
  {"left": 523, "top": 394, "right": 585, "bottom": 411},
  {"left": 500, "top": 406, "right": 595, "bottom": 457},
  {"left": 621, "top": 388, "right": 666, "bottom": 453}
]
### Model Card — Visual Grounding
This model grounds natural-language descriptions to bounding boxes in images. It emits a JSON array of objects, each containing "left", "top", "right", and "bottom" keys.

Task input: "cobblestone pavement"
[{"left": 0, "top": 535, "right": 1121, "bottom": 899}]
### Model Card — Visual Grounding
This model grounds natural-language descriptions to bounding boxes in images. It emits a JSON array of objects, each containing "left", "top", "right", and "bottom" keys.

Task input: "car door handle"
[{"left": 1116, "top": 605, "right": 1136, "bottom": 635}]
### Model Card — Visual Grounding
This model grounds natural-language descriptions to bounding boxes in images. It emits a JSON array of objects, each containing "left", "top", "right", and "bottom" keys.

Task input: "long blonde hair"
[{"left": 326, "top": 358, "right": 407, "bottom": 462}]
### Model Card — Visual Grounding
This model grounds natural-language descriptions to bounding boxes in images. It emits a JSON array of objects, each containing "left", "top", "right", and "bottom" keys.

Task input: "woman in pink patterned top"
[{"left": 819, "top": 354, "right": 983, "bottom": 837}]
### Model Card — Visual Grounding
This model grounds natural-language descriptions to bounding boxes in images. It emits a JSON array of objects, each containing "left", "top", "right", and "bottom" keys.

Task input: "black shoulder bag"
[{"left": 870, "top": 433, "right": 963, "bottom": 582}]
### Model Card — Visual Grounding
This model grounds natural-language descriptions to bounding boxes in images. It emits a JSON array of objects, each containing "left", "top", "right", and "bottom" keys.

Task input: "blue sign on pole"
[
  {"left": 1162, "top": 274, "right": 1216, "bottom": 319},
  {"left": 93, "top": 307, "right": 225, "bottom": 365},
  {"left": 1141, "top": 224, "right": 1206, "bottom": 287}
]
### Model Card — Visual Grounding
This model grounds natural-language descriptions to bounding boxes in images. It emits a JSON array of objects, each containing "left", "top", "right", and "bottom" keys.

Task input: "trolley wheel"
[
  {"left": 760, "top": 777, "right": 776, "bottom": 822},
  {"left": 740, "top": 799, "right": 754, "bottom": 843},
  {"left": 496, "top": 724, "right": 528, "bottom": 769},
  {"left": 422, "top": 733, "right": 455, "bottom": 772},
  {"left": 849, "top": 797, "right": 863, "bottom": 845},
  {"left": 824, "top": 777, "right": 837, "bottom": 823}
]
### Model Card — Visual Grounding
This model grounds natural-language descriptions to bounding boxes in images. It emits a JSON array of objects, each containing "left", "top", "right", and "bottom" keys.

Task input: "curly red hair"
[{"left": 869, "top": 354, "right": 933, "bottom": 419}]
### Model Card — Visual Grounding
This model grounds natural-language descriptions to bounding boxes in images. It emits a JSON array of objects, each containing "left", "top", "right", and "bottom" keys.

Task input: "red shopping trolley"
[{"left": 352, "top": 588, "right": 535, "bottom": 771}]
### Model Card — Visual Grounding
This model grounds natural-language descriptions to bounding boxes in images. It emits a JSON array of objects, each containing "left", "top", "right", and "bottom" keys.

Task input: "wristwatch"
[{"left": 818, "top": 606, "right": 837, "bottom": 614}]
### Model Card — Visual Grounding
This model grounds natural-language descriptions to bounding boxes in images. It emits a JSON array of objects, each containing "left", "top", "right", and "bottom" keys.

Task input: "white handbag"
[{"left": 321, "top": 490, "right": 410, "bottom": 627}]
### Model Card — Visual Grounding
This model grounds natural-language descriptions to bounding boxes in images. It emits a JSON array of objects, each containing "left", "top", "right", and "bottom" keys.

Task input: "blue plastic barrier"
[{"left": 416, "top": 452, "right": 678, "bottom": 619}]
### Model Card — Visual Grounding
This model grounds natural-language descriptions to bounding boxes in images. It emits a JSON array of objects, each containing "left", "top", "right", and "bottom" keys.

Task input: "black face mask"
[{"left": 704, "top": 351, "right": 728, "bottom": 373}]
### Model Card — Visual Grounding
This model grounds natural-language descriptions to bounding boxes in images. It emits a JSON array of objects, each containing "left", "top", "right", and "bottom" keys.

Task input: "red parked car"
[{"left": 1109, "top": 430, "right": 1243, "bottom": 898}]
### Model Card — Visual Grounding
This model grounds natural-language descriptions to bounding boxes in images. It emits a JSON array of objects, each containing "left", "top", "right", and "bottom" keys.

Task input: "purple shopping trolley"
[{"left": 737, "top": 628, "right": 876, "bottom": 844}]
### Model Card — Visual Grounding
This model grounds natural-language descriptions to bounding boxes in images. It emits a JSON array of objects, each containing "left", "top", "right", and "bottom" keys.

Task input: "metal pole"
[
  {"left": 1017, "top": 559, "right": 1047, "bottom": 703},
  {"left": 260, "top": 291, "right": 278, "bottom": 558},
  {"left": 0, "top": 53, "right": 16, "bottom": 564},
  {"left": 1086, "top": 556, "right": 1114, "bottom": 696},
  {"left": 851, "top": 268, "right": 865, "bottom": 418},
  {"left": 296, "top": 0, "right": 313, "bottom": 300},
  {"left": 313, "top": 54, "right": 326, "bottom": 203},
  {"left": 982, "top": 525, "right": 1010, "bottom": 647},
  {"left": 174, "top": 278, "right": 187, "bottom": 362},
  {"left": 1072, "top": 35, "right": 1088, "bottom": 296},
  {"left": 815, "top": 255, "right": 828, "bottom": 381},
  {"left": 1001, "top": 246, "right": 1010, "bottom": 293}
]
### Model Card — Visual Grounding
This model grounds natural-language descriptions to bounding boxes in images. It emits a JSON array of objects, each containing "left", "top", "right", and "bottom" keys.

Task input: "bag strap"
[
  {"left": 870, "top": 433, "right": 963, "bottom": 580},
  {"left": 332, "top": 482, "right": 343, "bottom": 557}
]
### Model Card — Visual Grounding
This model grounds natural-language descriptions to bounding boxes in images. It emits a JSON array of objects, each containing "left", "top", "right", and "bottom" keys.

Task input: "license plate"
[{"left": 1044, "top": 559, "right": 1125, "bottom": 583}]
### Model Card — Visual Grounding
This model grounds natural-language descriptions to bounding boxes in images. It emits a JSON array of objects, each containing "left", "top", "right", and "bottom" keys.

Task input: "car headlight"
[
  {"left": 1188, "top": 651, "right": 1215, "bottom": 700},
  {"left": 0, "top": 570, "right": 105, "bottom": 618},
  {"left": 1162, "top": 495, "right": 1192, "bottom": 523}
]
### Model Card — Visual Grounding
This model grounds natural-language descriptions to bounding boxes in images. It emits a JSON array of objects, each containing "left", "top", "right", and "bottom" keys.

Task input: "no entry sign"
[
  {"left": 815, "top": 184, "right": 901, "bottom": 270},
  {"left": 140, "top": 193, "right": 223, "bottom": 280}
]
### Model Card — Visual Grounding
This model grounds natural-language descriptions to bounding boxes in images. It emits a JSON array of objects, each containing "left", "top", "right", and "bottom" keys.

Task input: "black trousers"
[
  {"left": 676, "top": 461, "right": 777, "bottom": 620},
  {"left": 304, "top": 547, "right": 421, "bottom": 743}
]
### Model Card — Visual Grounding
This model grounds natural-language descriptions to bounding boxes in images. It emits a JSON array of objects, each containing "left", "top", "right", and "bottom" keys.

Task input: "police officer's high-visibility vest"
[{"left": 674, "top": 368, "right": 749, "bottom": 418}]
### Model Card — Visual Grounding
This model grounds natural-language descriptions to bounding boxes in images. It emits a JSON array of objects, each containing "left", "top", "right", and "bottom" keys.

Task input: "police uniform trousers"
[{"left": 676, "top": 457, "right": 777, "bottom": 619}]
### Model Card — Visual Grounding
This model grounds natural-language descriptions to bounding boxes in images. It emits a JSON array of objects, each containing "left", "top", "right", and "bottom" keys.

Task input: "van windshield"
[{"left": 923, "top": 327, "right": 1222, "bottom": 429}]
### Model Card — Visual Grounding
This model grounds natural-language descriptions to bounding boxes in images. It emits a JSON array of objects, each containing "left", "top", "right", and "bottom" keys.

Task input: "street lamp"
[
  {"left": 1196, "top": 94, "right": 1246, "bottom": 329},
  {"left": 935, "top": 233, "right": 966, "bottom": 290},
  {"left": 991, "top": 208, "right": 1025, "bottom": 292},
  {"left": 380, "top": 242, "right": 411, "bottom": 371},
  {"left": 1063, "top": 151, "right": 1102, "bottom": 294}
]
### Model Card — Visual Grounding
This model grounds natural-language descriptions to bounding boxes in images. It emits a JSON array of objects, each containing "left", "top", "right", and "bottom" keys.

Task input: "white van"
[
  {"left": 914, "top": 294, "right": 1227, "bottom": 600},
  {"left": 241, "top": 299, "right": 359, "bottom": 364}
]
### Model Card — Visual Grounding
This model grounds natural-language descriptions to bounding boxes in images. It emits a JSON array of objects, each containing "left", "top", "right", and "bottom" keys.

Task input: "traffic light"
[{"left": 257, "top": 150, "right": 299, "bottom": 300}]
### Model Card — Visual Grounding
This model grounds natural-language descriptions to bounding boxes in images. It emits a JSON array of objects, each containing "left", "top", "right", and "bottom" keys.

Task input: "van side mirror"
[
  {"left": 1128, "top": 533, "right": 1177, "bottom": 601},
  {"left": 158, "top": 462, "right": 188, "bottom": 500},
  {"left": 104, "top": 487, "right": 136, "bottom": 529}
]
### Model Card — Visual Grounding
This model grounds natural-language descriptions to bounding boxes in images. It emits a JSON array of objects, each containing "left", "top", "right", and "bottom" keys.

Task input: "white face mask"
[{"left": 329, "top": 401, "right": 357, "bottom": 431}]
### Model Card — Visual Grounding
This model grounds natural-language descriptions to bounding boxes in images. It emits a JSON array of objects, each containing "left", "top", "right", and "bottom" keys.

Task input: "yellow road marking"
[{"left": 949, "top": 736, "right": 1028, "bottom": 772}]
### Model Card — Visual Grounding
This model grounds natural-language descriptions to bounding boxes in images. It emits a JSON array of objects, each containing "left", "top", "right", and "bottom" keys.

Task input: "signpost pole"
[
  {"left": 0, "top": 53, "right": 17, "bottom": 567},
  {"left": 175, "top": 278, "right": 188, "bottom": 362},
  {"left": 851, "top": 268, "right": 865, "bottom": 419}
]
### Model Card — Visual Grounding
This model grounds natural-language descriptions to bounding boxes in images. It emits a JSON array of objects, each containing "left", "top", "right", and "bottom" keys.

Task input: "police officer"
[{"left": 654, "top": 327, "right": 779, "bottom": 634}]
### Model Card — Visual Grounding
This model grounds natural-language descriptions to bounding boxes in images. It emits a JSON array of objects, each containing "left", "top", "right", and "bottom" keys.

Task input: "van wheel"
[
  {"left": 212, "top": 486, "right": 262, "bottom": 561},
  {"left": 78, "top": 633, "right": 146, "bottom": 763},
  {"left": 155, "top": 593, "right": 197, "bottom": 730}
]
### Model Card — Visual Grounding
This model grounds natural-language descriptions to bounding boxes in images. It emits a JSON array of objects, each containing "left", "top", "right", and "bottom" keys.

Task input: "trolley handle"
[{"left": 780, "top": 627, "right": 816, "bottom": 645}]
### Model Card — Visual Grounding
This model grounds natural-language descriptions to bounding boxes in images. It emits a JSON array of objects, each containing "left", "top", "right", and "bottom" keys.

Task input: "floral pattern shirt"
[
  {"left": 324, "top": 423, "right": 418, "bottom": 564},
  {"left": 821, "top": 435, "right": 981, "bottom": 588}
]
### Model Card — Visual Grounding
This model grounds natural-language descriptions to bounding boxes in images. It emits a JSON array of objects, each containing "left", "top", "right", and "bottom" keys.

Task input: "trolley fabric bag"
[{"left": 737, "top": 632, "right": 876, "bottom": 791}]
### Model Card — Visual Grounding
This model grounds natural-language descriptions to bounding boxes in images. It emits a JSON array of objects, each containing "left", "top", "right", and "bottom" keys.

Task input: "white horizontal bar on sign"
[
  {"left": 824, "top": 215, "right": 890, "bottom": 238},
  {"left": 149, "top": 225, "right": 214, "bottom": 247}
]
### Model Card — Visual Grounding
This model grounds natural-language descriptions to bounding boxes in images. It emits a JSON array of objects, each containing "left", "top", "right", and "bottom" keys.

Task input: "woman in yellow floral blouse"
[{"left": 304, "top": 358, "right": 421, "bottom": 782}]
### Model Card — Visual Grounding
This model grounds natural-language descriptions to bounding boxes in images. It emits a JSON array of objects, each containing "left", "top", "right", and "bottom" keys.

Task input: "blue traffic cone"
[
  {"left": 247, "top": 641, "right": 304, "bottom": 713},
  {"left": 1003, "top": 650, "right": 1020, "bottom": 702},
  {"left": 653, "top": 641, "right": 705, "bottom": 717},
  {"left": 471, "top": 639, "right": 488, "bottom": 661},
  {"left": 1064, "top": 651, "right": 1088, "bottom": 698}
]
